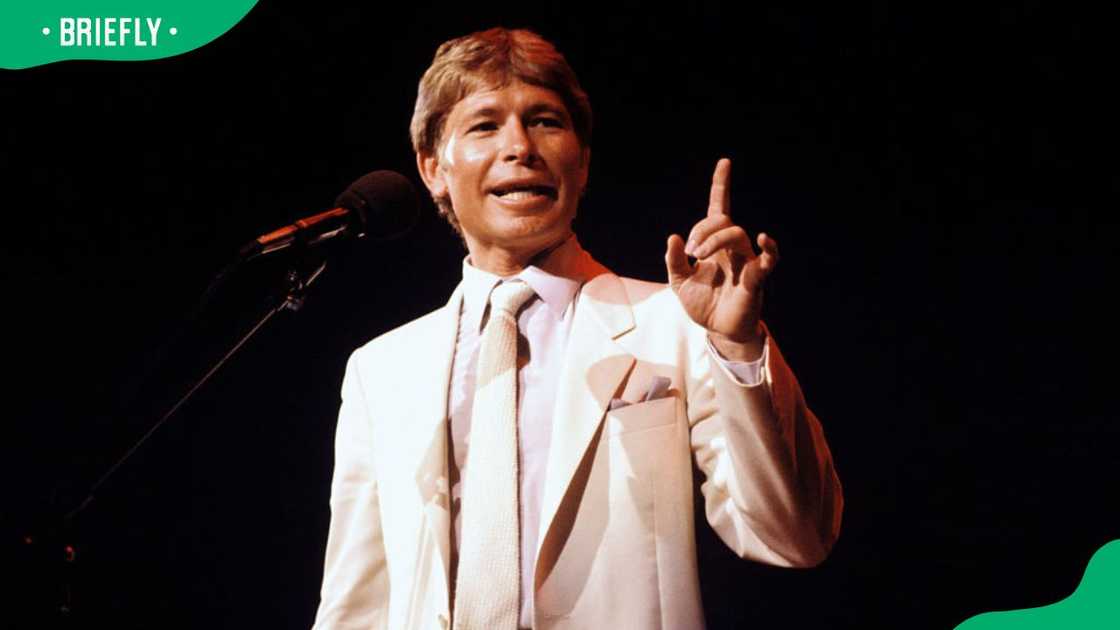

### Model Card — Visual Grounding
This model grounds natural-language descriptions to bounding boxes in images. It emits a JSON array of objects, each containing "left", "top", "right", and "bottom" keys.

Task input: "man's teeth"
[{"left": 496, "top": 189, "right": 547, "bottom": 200}]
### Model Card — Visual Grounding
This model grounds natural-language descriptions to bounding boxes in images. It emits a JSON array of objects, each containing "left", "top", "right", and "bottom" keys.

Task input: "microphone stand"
[{"left": 22, "top": 253, "right": 328, "bottom": 622}]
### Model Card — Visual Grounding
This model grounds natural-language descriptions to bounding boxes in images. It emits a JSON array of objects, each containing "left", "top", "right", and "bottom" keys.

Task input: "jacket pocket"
[{"left": 605, "top": 396, "right": 677, "bottom": 436}]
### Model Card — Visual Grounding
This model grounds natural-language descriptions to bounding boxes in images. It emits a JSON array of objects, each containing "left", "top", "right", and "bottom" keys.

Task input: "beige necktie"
[{"left": 453, "top": 280, "right": 537, "bottom": 630}]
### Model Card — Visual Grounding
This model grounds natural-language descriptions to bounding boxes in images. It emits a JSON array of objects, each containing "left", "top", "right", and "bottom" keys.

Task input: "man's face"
[{"left": 419, "top": 81, "right": 589, "bottom": 263}]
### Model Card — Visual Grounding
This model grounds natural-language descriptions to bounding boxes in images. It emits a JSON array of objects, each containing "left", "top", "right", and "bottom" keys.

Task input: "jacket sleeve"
[
  {"left": 312, "top": 351, "right": 390, "bottom": 629},
  {"left": 687, "top": 322, "right": 843, "bottom": 567}
]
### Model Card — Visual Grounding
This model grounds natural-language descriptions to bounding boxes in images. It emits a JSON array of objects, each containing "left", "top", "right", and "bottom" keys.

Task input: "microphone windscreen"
[{"left": 335, "top": 170, "right": 419, "bottom": 240}]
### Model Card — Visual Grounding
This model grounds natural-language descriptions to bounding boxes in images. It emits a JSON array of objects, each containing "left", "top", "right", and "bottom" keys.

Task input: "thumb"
[{"left": 665, "top": 234, "right": 692, "bottom": 290}]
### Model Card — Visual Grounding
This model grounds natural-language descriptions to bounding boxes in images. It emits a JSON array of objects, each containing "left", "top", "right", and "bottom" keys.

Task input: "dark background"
[{"left": 3, "top": 2, "right": 1116, "bottom": 628}]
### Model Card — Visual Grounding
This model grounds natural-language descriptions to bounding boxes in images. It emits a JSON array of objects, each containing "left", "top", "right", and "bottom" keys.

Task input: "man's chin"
[{"left": 468, "top": 222, "right": 570, "bottom": 256}]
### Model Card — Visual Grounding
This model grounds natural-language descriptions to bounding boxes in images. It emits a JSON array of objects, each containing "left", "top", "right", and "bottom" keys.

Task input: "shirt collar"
[{"left": 460, "top": 234, "right": 600, "bottom": 333}]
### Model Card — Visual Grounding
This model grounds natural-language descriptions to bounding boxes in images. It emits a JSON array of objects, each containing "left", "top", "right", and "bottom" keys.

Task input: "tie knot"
[{"left": 489, "top": 281, "right": 537, "bottom": 316}]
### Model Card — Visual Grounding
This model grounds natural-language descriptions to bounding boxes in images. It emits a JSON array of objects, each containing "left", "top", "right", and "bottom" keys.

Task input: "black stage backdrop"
[{"left": 3, "top": 3, "right": 1116, "bottom": 629}]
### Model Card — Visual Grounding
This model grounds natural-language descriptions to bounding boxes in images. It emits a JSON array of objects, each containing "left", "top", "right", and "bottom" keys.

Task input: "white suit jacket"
[{"left": 312, "top": 267, "right": 843, "bottom": 630}]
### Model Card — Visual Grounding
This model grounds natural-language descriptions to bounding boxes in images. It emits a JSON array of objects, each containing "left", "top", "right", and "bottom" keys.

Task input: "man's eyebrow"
[
  {"left": 525, "top": 102, "right": 571, "bottom": 120},
  {"left": 464, "top": 106, "right": 500, "bottom": 118},
  {"left": 458, "top": 102, "right": 570, "bottom": 122}
]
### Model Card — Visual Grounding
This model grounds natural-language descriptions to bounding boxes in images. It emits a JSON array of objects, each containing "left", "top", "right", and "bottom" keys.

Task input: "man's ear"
[
  {"left": 578, "top": 146, "right": 591, "bottom": 193},
  {"left": 416, "top": 151, "right": 447, "bottom": 199}
]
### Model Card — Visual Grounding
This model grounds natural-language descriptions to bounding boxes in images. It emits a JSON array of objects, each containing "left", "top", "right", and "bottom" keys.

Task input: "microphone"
[{"left": 240, "top": 170, "right": 418, "bottom": 260}]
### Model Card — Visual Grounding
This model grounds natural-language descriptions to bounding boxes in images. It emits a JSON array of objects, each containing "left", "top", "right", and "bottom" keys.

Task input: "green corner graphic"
[
  {"left": 1, "top": 1, "right": 258, "bottom": 69},
  {"left": 956, "top": 540, "right": 1120, "bottom": 629}
]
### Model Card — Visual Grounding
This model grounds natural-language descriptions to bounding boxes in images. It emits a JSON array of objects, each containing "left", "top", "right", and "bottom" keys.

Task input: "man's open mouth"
[{"left": 490, "top": 184, "right": 558, "bottom": 200}]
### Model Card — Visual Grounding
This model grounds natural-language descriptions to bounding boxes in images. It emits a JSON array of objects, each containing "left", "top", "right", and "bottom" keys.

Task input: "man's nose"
[{"left": 500, "top": 120, "right": 537, "bottom": 164}]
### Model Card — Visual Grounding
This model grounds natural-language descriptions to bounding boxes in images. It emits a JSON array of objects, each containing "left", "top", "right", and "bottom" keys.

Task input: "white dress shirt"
[{"left": 447, "top": 235, "right": 766, "bottom": 628}]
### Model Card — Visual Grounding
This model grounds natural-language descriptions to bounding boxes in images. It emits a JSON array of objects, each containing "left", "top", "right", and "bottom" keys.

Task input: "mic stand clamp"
[{"left": 282, "top": 260, "right": 327, "bottom": 313}]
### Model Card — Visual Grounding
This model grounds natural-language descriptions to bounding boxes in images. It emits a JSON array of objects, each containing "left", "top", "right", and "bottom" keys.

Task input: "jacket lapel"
[
  {"left": 406, "top": 284, "right": 462, "bottom": 623},
  {"left": 403, "top": 271, "right": 639, "bottom": 610},
  {"left": 535, "top": 272, "right": 636, "bottom": 580}
]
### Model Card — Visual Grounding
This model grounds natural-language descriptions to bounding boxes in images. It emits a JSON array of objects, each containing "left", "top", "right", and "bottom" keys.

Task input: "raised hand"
[{"left": 665, "top": 158, "right": 779, "bottom": 361}]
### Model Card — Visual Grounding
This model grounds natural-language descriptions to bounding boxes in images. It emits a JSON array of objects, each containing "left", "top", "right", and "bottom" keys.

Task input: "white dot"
[
  {"left": 169, "top": 27, "right": 178, "bottom": 36},
  {"left": 42, "top": 27, "right": 50, "bottom": 35}
]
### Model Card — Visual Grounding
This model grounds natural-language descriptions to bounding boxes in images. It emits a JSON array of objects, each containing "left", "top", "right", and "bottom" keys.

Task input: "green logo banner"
[
  {"left": 956, "top": 540, "right": 1120, "bottom": 629},
  {"left": 0, "top": 1, "right": 258, "bottom": 69}
]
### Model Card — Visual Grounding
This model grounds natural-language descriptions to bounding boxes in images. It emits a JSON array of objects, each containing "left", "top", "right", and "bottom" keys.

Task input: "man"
[{"left": 313, "top": 27, "right": 842, "bottom": 630}]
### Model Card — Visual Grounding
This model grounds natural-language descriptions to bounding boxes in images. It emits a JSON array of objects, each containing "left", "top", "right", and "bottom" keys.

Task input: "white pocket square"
[{"left": 608, "top": 376, "right": 672, "bottom": 410}]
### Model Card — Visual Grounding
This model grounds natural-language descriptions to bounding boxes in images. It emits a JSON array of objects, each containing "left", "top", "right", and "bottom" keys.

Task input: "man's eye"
[
  {"left": 531, "top": 116, "right": 564, "bottom": 128},
  {"left": 468, "top": 121, "right": 497, "bottom": 133}
]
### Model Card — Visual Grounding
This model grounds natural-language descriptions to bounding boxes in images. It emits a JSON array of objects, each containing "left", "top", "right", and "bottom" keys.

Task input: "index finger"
[{"left": 707, "top": 157, "right": 732, "bottom": 218}]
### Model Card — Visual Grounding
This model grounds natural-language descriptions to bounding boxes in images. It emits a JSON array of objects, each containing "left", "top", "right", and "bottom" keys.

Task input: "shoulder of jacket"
[
  {"left": 610, "top": 274, "right": 711, "bottom": 349},
  {"left": 347, "top": 301, "right": 451, "bottom": 368},
  {"left": 614, "top": 274, "right": 688, "bottom": 315},
  {"left": 615, "top": 274, "right": 667, "bottom": 298}
]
